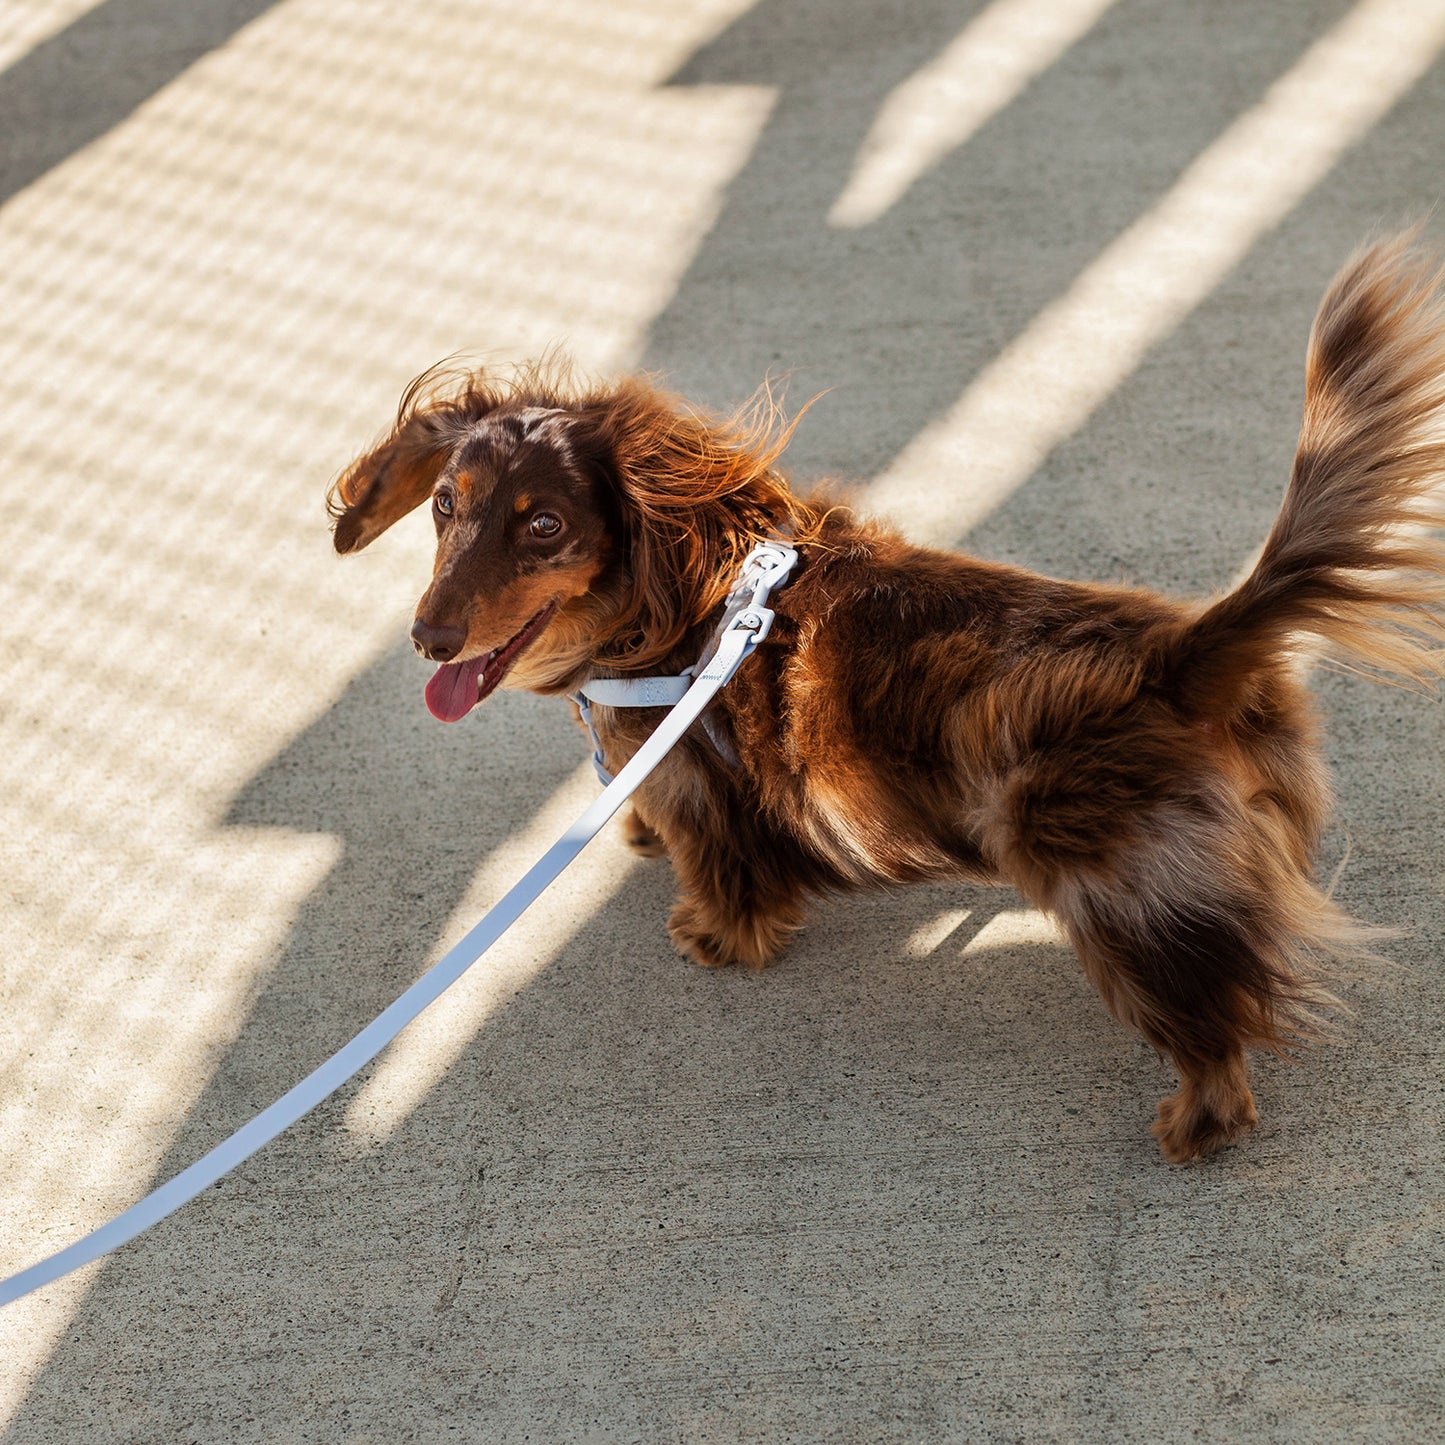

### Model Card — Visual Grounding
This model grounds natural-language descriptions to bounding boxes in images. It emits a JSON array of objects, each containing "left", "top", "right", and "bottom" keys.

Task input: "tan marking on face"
[
  {"left": 514, "top": 493, "right": 534, "bottom": 515},
  {"left": 466, "top": 552, "right": 612, "bottom": 689}
]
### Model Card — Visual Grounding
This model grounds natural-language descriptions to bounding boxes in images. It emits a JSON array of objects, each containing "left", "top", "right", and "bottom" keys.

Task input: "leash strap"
[{"left": 0, "top": 539, "right": 797, "bottom": 1308}]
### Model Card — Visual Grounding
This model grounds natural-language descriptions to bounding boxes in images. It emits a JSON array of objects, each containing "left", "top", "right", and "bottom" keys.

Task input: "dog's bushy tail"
[{"left": 1174, "top": 233, "right": 1445, "bottom": 713}]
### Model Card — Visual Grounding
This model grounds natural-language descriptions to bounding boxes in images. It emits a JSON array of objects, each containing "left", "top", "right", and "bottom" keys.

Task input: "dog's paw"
[
  {"left": 620, "top": 807, "right": 667, "bottom": 857},
  {"left": 667, "top": 901, "right": 738, "bottom": 968},
  {"left": 667, "top": 899, "right": 795, "bottom": 970},
  {"left": 1151, "top": 1086, "right": 1259, "bottom": 1163}
]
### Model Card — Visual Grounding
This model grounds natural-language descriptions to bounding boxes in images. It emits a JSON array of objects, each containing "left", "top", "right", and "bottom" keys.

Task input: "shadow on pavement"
[{"left": 0, "top": 0, "right": 286, "bottom": 206}]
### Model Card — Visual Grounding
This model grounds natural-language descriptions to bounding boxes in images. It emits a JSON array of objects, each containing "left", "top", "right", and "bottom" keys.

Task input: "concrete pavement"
[{"left": 1, "top": 0, "right": 1442, "bottom": 1439}]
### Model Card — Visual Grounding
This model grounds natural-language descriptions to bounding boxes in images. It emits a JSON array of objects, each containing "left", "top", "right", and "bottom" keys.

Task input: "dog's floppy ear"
[{"left": 328, "top": 366, "right": 492, "bottom": 554}]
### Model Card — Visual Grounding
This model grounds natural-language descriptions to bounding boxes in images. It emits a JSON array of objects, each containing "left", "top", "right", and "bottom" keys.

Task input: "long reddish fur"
[{"left": 329, "top": 236, "right": 1445, "bottom": 1162}]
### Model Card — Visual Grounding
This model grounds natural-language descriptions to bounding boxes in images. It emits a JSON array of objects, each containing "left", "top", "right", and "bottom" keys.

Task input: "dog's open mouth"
[{"left": 424, "top": 601, "right": 559, "bottom": 723}]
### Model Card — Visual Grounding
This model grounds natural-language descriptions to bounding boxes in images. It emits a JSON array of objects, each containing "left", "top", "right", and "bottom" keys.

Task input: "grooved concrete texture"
[{"left": 1, "top": 1, "right": 1442, "bottom": 1440}]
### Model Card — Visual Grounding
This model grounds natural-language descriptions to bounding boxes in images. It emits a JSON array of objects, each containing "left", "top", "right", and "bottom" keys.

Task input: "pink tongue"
[{"left": 425, "top": 655, "right": 490, "bottom": 723}]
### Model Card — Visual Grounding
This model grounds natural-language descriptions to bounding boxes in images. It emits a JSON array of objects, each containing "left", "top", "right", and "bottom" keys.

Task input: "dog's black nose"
[{"left": 411, "top": 619, "right": 468, "bottom": 663}]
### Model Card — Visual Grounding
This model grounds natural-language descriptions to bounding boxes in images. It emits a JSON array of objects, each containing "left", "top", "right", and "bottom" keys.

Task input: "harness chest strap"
[
  {"left": 0, "top": 537, "right": 797, "bottom": 1308},
  {"left": 581, "top": 675, "right": 692, "bottom": 708}
]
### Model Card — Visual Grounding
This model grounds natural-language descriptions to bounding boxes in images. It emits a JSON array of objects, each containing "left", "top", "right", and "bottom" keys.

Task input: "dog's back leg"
[
  {"left": 974, "top": 736, "right": 1354, "bottom": 1159},
  {"left": 1055, "top": 875, "right": 1344, "bottom": 1162},
  {"left": 1060, "top": 899, "right": 1265, "bottom": 1161}
]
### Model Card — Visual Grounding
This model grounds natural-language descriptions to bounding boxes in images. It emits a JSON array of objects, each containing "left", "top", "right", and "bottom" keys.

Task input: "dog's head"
[{"left": 329, "top": 364, "right": 806, "bottom": 721}]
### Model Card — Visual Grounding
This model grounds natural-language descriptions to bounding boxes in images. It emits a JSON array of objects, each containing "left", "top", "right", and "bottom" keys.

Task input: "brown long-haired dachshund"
[{"left": 329, "top": 235, "right": 1445, "bottom": 1162}]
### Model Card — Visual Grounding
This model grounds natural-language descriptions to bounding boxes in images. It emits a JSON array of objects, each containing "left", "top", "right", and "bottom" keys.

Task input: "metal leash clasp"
[{"left": 721, "top": 540, "right": 799, "bottom": 650}]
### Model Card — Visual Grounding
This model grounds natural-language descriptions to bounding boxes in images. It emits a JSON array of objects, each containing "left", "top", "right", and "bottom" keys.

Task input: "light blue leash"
[{"left": 0, "top": 539, "right": 798, "bottom": 1307}]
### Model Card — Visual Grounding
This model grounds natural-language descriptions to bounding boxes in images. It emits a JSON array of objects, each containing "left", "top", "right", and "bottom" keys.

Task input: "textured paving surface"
[{"left": 1, "top": 1, "right": 1443, "bottom": 1440}]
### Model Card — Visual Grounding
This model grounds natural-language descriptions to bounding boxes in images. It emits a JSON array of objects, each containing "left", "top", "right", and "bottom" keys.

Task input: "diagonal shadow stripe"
[{"left": 0, "top": 0, "right": 284, "bottom": 207}]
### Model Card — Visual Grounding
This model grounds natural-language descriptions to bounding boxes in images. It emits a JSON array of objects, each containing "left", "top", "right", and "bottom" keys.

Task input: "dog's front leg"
[
  {"left": 663, "top": 825, "right": 807, "bottom": 970},
  {"left": 620, "top": 804, "right": 667, "bottom": 857}
]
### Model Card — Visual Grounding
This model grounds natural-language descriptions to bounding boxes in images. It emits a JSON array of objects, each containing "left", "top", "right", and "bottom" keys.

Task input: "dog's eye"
[
  {"left": 530, "top": 512, "right": 563, "bottom": 539},
  {"left": 433, "top": 490, "right": 455, "bottom": 519}
]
